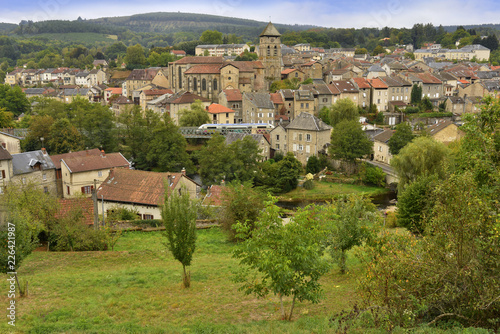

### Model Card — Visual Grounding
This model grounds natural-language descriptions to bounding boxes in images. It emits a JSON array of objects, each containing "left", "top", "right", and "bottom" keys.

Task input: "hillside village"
[{"left": 0, "top": 16, "right": 500, "bottom": 333}]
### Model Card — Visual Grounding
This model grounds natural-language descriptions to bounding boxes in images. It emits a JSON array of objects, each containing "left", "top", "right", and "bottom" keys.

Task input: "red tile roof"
[
  {"left": 352, "top": 77, "right": 371, "bottom": 89},
  {"left": 143, "top": 89, "right": 174, "bottom": 96},
  {"left": 330, "top": 80, "right": 358, "bottom": 93},
  {"left": 202, "top": 185, "right": 226, "bottom": 206},
  {"left": 368, "top": 78, "right": 389, "bottom": 89},
  {"left": 50, "top": 148, "right": 102, "bottom": 169},
  {"left": 61, "top": 153, "right": 130, "bottom": 173},
  {"left": 327, "top": 84, "right": 341, "bottom": 95},
  {"left": 222, "top": 89, "right": 242, "bottom": 102},
  {"left": 415, "top": 72, "right": 442, "bottom": 84},
  {"left": 207, "top": 104, "right": 235, "bottom": 114},
  {"left": 270, "top": 93, "right": 284, "bottom": 104},
  {"left": 114, "top": 96, "right": 133, "bottom": 104},
  {"left": 171, "top": 50, "right": 186, "bottom": 55},
  {"left": 184, "top": 64, "right": 222, "bottom": 74},
  {"left": 57, "top": 198, "right": 95, "bottom": 225},
  {"left": 105, "top": 87, "right": 122, "bottom": 95},
  {"left": 97, "top": 168, "right": 196, "bottom": 206},
  {"left": 281, "top": 68, "right": 299, "bottom": 75}
]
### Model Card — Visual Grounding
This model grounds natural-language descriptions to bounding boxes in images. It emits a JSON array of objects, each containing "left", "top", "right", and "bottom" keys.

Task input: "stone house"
[
  {"left": 281, "top": 68, "right": 306, "bottom": 81},
  {"left": 293, "top": 90, "right": 316, "bottom": 117},
  {"left": 379, "top": 76, "right": 412, "bottom": 105},
  {"left": 373, "top": 129, "right": 394, "bottom": 164},
  {"left": 112, "top": 96, "right": 134, "bottom": 116},
  {"left": 163, "top": 91, "right": 211, "bottom": 125},
  {"left": 269, "top": 124, "right": 287, "bottom": 153},
  {"left": 97, "top": 168, "right": 200, "bottom": 220},
  {"left": 351, "top": 77, "right": 372, "bottom": 109},
  {"left": 426, "top": 119, "right": 465, "bottom": 144},
  {"left": 242, "top": 92, "right": 275, "bottom": 125},
  {"left": 285, "top": 112, "right": 332, "bottom": 165},
  {"left": 368, "top": 78, "right": 389, "bottom": 112},
  {"left": 329, "top": 80, "right": 359, "bottom": 105},
  {"left": 207, "top": 103, "right": 235, "bottom": 124},
  {"left": 10, "top": 149, "right": 57, "bottom": 195}
]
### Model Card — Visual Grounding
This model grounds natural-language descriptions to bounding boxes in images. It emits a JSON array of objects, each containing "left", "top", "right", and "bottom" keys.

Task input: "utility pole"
[{"left": 93, "top": 179, "right": 99, "bottom": 230}]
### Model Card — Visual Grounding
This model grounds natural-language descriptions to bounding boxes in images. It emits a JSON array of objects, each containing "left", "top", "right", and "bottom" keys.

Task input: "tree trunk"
[
  {"left": 182, "top": 264, "right": 190, "bottom": 288},
  {"left": 279, "top": 293, "right": 285, "bottom": 320},
  {"left": 340, "top": 250, "right": 347, "bottom": 274},
  {"left": 288, "top": 294, "right": 297, "bottom": 321}
]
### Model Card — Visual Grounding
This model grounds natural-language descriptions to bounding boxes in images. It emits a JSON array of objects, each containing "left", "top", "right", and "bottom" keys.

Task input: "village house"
[
  {"left": 373, "top": 129, "right": 394, "bottom": 164},
  {"left": 112, "top": 96, "right": 134, "bottom": 116},
  {"left": 218, "top": 89, "right": 243, "bottom": 123},
  {"left": 242, "top": 92, "right": 275, "bottom": 125},
  {"left": 57, "top": 150, "right": 130, "bottom": 199},
  {"left": 293, "top": 90, "right": 316, "bottom": 117},
  {"left": 163, "top": 91, "right": 211, "bottom": 125},
  {"left": 368, "top": 78, "right": 389, "bottom": 111},
  {"left": 285, "top": 112, "right": 332, "bottom": 165},
  {"left": 0, "top": 131, "right": 22, "bottom": 154},
  {"left": 329, "top": 80, "right": 359, "bottom": 105},
  {"left": 426, "top": 119, "right": 465, "bottom": 144},
  {"left": 269, "top": 124, "right": 287, "bottom": 153},
  {"left": 10, "top": 149, "right": 57, "bottom": 195},
  {"left": 207, "top": 103, "right": 235, "bottom": 124},
  {"left": 351, "top": 77, "right": 372, "bottom": 109},
  {"left": 124, "top": 68, "right": 169, "bottom": 98},
  {"left": 97, "top": 168, "right": 200, "bottom": 220}
]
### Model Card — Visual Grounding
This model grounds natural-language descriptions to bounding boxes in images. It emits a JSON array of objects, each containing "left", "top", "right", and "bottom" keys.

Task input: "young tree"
[
  {"left": 305, "top": 155, "right": 321, "bottom": 174},
  {"left": 125, "top": 44, "right": 146, "bottom": 68},
  {"left": 47, "top": 118, "right": 84, "bottom": 154},
  {"left": 410, "top": 83, "right": 422, "bottom": 105},
  {"left": 200, "top": 30, "right": 223, "bottom": 44},
  {"left": 327, "top": 98, "right": 359, "bottom": 127},
  {"left": 161, "top": 189, "right": 198, "bottom": 288},
  {"left": 233, "top": 199, "right": 330, "bottom": 320},
  {"left": 179, "top": 100, "right": 210, "bottom": 127},
  {"left": 273, "top": 152, "right": 303, "bottom": 192},
  {"left": 219, "top": 181, "right": 265, "bottom": 241},
  {"left": 388, "top": 122, "right": 415, "bottom": 155},
  {"left": 323, "top": 195, "right": 378, "bottom": 273},
  {"left": 329, "top": 119, "right": 373, "bottom": 163}
]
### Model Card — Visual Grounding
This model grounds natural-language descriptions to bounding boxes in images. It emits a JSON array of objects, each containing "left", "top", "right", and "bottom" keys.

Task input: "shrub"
[
  {"left": 303, "top": 179, "right": 315, "bottom": 190},
  {"left": 106, "top": 206, "right": 139, "bottom": 221},
  {"left": 405, "top": 106, "right": 420, "bottom": 114},
  {"left": 359, "top": 163, "right": 386, "bottom": 187}
]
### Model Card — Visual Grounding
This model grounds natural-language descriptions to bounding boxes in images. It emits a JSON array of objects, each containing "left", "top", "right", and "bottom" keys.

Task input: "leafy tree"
[
  {"left": 161, "top": 189, "right": 198, "bottom": 288},
  {"left": 198, "top": 134, "right": 233, "bottom": 186},
  {"left": 106, "top": 42, "right": 127, "bottom": 59},
  {"left": 0, "top": 107, "right": 14, "bottom": 128},
  {"left": 228, "top": 136, "right": 262, "bottom": 182},
  {"left": 391, "top": 136, "right": 449, "bottom": 191},
  {"left": 420, "top": 96, "right": 433, "bottom": 112},
  {"left": 325, "top": 98, "right": 359, "bottom": 126},
  {"left": 396, "top": 174, "right": 437, "bottom": 234},
  {"left": 410, "top": 83, "right": 422, "bottom": 105},
  {"left": 272, "top": 152, "right": 303, "bottom": 192},
  {"left": 179, "top": 100, "right": 210, "bottom": 127},
  {"left": 48, "top": 118, "right": 84, "bottom": 154},
  {"left": 372, "top": 45, "right": 385, "bottom": 55},
  {"left": 359, "top": 162, "right": 386, "bottom": 187},
  {"left": 233, "top": 199, "right": 331, "bottom": 320},
  {"left": 329, "top": 119, "right": 373, "bottom": 162},
  {"left": 0, "top": 84, "right": 30, "bottom": 117},
  {"left": 219, "top": 181, "right": 265, "bottom": 241},
  {"left": 125, "top": 44, "right": 146, "bottom": 68},
  {"left": 355, "top": 48, "right": 368, "bottom": 54},
  {"left": 323, "top": 195, "right": 378, "bottom": 273},
  {"left": 22, "top": 115, "right": 54, "bottom": 152},
  {"left": 200, "top": 30, "right": 223, "bottom": 44},
  {"left": 388, "top": 122, "right": 415, "bottom": 155},
  {"left": 234, "top": 50, "right": 258, "bottom": 61},
  {"left": 305, "top": 155, "right": 321, "bottom": 174}
]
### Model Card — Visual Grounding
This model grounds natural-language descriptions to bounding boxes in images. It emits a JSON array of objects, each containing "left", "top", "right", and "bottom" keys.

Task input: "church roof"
[{"left": 260, "top": 22, "right": 281, "bottom": 37}]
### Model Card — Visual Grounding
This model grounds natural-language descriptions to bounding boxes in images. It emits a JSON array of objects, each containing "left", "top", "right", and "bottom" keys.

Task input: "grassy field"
[
  {"left": 281, "top": 180, "right": 389, "bottom": 202},
  {"left": 0, "top": 228, "right": 363, "bottom": 334}
]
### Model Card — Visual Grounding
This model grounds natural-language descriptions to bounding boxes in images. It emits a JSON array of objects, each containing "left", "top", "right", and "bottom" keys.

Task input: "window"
[
  {"left": 298, "top": 144, "right": 303, "bottom": 151},
  {"left": 202, "top": 78, "right": 207, "bottom": 91},
  {"left": 81, "top": 185, "right": 93, "bottom": 194},
  {"left": 67, "top": 186, "right": 70, "bottom": 195},
  {"left": 228, "top": 76, "right": 231, "bottom": 81},
  {"left": 300, "top": 103, "right": 304, "bottom": 108},
  {"left": 306, "top": 145, "right": 310, "bottom": 153},
  {"left": 305, "top": 103, "right": 309, "bottom": 108},
  {"left": 268, "top": 113, "right": 273, "bottom": 118},
  {"left": 98, "top": 171, "right": 103, "bottom": 177},
  {"left": 363, "top": 92, "right": 366, "bottom": 98},
  {"left": 274, "top": 45, "right": 278, "bottom": 56},
  {"left": 323, "top": 98, "right": 327, "bottom": 102},
  {"left": 178, "top": 67, "right": 182, "bottom": 89},
  {"left": 379, "top": 146, "right": 383, "bottom": 152},
  {"left": 267, "top": 46, "right": 270, "bottom": 56},
  {"left": 213, "top": 79, "right": 218, "bottom": 91},
  {"left": 276, "top": 135, "right": 279, "bottom": 141},
  {"left": 0, "top": 170, "right": 4, "bottom": 179},
  {"left": 42, "top": 173, "right": 47, "bottom": 181},
  {"left": 299, "top": 134, "right": 303, "bottom": 141},
  {"left": 193, "top": 77, "right": 197, "bottom": 90},
  {"left": 144, "top": 214, "right": 154, "bottom": 220},
  {"left": 276, "top": 144, "right": 280, "bottom": 149},
  {"left": 306, "top": 134, "right": 311, "bottom": 142}
]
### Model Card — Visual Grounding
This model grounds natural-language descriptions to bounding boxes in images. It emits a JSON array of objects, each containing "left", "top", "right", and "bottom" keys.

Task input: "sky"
[{"left": 1, "top": 0, "right": 499, "bottom": 29}]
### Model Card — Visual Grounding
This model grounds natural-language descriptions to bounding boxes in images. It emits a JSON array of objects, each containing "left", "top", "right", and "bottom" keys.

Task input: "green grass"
[
  {"left": 0, "top": 228, "right": 362, "bottom": 333},
  {"left": 282, "top": 180, "right": 388, "bottom": 202}
]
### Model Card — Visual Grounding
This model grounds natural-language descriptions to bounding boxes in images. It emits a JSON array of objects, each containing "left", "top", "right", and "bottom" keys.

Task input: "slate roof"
[
  {"left": 126, "top": 68, "right": 159, "bottom": 81},
  {"left": 330, "top": 80, "right": 358, "bottom": 93},
  {"left": 97, "top": 168, "right": 197, "bottom": 206},
  {"left": 114, "top": 96, "right": 133, "bottom": 104},
  {"left": 143, "top": 89, "right": 174, "bottom": 96},
  {"left": 244, "top": 92, "right": 274, "bottom": 109},
  {"left": 12, "top": 150, "right": 56, "bottom": 175},
  {"left": 286, "top": 112, "right": 332, "bottom": 131},
  {"left": 368, "top": 64, "right": 385, "bottom": 72},
  {"left": 426, "top": 119, "right": 457, "bottom": 136},
  {"left": 168, "top": 91, "right": 210, "bottom": 104},
  {"left": 184, "top": 64, "right": 222, "bottom": 74},
  {"left": 0, "top": 146, "right": 13, "bottom": 160},
  {"left": 373, "top": 129, "right": 395, "bottom": 143},
  {"left": 61, "top": 153, "right": 130, "bottom": 173},
  {"left": 260, "top": 22, "right": 281, "bottom": 37}
]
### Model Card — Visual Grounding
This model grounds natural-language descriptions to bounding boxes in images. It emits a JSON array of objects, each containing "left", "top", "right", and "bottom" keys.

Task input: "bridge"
[{"left": 179, "top": 127, "right": 269, "bottom": 138}]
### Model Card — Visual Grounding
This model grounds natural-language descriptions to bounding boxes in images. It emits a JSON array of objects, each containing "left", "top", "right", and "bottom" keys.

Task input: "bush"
[
  {"left": 303, "top": 179, "right": 315, "bottom": 190},
  {"left": 359, "top": 163, "right": 386, "bottom": 187},
  {"left": 51, "top": 226, "right": 108, "bottom": 251},
  {"left": 106, "top": 206, "right": 139, "bottom": 221},
  {"left": 385, "top": 211, "right": 397, "bottom": 228},
  {"left": 306, "top": 155, "right": 321, "bottom": 174},
  {"left": 405, "top": 106, "right": 420, "bottom": 114},
  {"left": 131, "top": 219, "right": 163, "bottom": 227}
]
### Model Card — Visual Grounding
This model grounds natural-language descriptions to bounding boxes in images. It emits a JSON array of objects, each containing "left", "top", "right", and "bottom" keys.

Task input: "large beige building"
[
  {"left": 195, "top": 44, "right": 250, "bottom": 56},
  {"left": 414, "top": 44, "right": 490, "bottom": 61}
]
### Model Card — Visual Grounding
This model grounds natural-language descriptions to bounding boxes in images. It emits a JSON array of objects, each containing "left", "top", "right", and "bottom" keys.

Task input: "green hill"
[{"left": 0, "top": 22, "right": 16, "bottom": 34}]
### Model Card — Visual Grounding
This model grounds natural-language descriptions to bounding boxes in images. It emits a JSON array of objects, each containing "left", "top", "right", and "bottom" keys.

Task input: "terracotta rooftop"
[
  {"left": 61, "top": 152, "right": 130, "bottom": 173},
  {"left": 281, "top": 68, "right": 300, "bottom": 75},
  {"left": 105, "top": 87, "right": 123, "bottom": 95},
  {"left": 57, "top": 198, "right": 95, "bottom": 225},
  {"left": 184, "top": 64, "right": 222, "bottom": 74},
  {"left": 97, "top": 168, "right": 196, "bottom": 207},
  {"left": 223, "top": 89, "right": 242, "bottom": 101},
  {"left": 143, "top": 89, "right": 174, "bottom": 96},
  {"left": 202, "top": 185, "right": 226, "bottom": 206},
  {"left": 352, "top": 77, "right": 371, "bottom": 89},
  {"left": 368, "top": 78, "right": 389, "bottom": 89},
  {"left": 270, "top": 93, "right": 284, "bottom": 104},
  {"left": 50, "top": 148, "right": 101, "bottom": 169},
  {"left": 207, "top": 104, "right": 235, "bottom": 114}
]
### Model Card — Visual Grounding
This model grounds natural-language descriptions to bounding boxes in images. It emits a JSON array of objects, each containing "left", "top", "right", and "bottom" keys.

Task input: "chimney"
[
  {"left": 41, "top": 147, "right": 47, "bottom": 155},
  {"left": 101, "top": 150, "right": 105, "bottom": 158},
  {"left": 181, "top": 167, "right": 186, "bottom": 176}
]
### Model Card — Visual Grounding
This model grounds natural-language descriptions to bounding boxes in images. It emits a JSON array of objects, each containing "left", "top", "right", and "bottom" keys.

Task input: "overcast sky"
[{"left": 1, "top": 0, "right": 499, "bottom": 29}]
